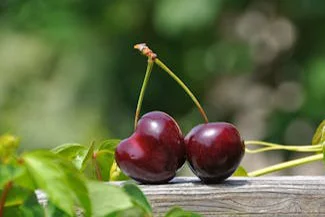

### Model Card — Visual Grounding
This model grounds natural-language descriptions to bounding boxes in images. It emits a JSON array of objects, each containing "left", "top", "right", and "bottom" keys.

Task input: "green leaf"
[
  {"left": 164, "top": 207, "right": 202, "bottom": 217},
  {"left": 122, "top": 184, "right": 152, "bottom": 215},
  {"left": 19, "top": 193, "right": 45, "bottom": 217},
  {"left": 83, "top": 142, "right": 95, "bottom": 171},
  {"left": 106, "top": 207, "right": 145, "bottom": 217},
  {"left": 46, "top": 202, "right": 73, "bottom": 217},
  {"left": 232, "top": 166, "right": 248, "bottom": 177},
  {"left": 4, "top": 192, "right": 44, "bottom": 217},
  {"left": 97, "top": 139, "right": 121, "bottom": 151},
  {"left": 23, "top": 150, "right": 91, "bottom": 217},
  {"left": 87, "top": 180, "right": 133, "bottom": 217},
  {"left": 0, "top": 164, "right": 24, "bottom": 188},
  {"left": 4, "top": 185, "right": 31, "bottom": 207},
  {"left": 52, "top": 143, "right": 94, "bottom": 171},
  {"left": 312, "top": 120, "right": 325, "bottom": 145},
  {"left": 52, "top": 143, "right": 85, "bottom": 153},
  {"left": 14, "top": 167, "right": 36, "bottom": 190},
  {"left": 3, "top": 205, "right": 21, "bottom": 217},
  {"left": 0, "top": 161, "right": 34, "bottom": 190}
]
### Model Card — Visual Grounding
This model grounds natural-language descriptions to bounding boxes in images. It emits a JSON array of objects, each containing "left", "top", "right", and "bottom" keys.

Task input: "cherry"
[
  {"left": 131, "top": 44, "right": 314, "bottom": 180},
  {"left": 185, "top": 122, "right": 245, "bottom": 183},
  {"left": 115, "top": 111, "right": 185, "bottom": 184},
  {"left": 131, "top": 44, "right": 243, "bottom": 183}
]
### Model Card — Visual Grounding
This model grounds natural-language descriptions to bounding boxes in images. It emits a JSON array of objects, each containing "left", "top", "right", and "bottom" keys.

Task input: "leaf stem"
[
  {"left": 134, "top": 59, "right": 154, "bottom": 130},
  {"left": 247, "top": 154, "right": 323, "bottom": 177},
  {"left": 154, "top": 58, "right": 209, "bottom": 123},
  {"left": 92, "top": 156, "right": 103, "bottom": 181},
  {"left": 0, "top": 181, "right": 13, "bottom": 217}
]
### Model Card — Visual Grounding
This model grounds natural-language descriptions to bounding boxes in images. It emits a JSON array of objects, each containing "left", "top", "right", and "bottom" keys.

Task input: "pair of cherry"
[
  {"left": 115, "top": 111, "right": 244, "bottom": 184},
  {"left": 114, "top": 44, "right": 245, "bottom": 184}
]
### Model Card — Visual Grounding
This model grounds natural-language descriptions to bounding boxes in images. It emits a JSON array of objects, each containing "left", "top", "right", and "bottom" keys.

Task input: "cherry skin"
[
  {"left": 185, "top": 122, "right": 245, "bottom": 183},
  {"left": 115, "top": 111, "right": 185, "bottom": 184}
]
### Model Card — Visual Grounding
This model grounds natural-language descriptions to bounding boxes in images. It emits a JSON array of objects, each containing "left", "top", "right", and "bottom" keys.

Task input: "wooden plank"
[
  {"left": 37, "top": 176, "right": 325, "bottom": 216},
  {"left": 135, "top": 176, "right": 325, "bottom": 216}
]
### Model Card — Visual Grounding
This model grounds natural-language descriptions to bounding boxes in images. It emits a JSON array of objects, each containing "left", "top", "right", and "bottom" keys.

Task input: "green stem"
[
  {"left": 154, "top": 58, "right": 209, "bottom": 123},
  {"left": 92, "top": 157, "right": 103, "bottom": 181},
  {"left": 247, "top": 153, "right": 323, "bottom": 177},
  {"left": 134, "top": 59, "right": 154, "bottom": 130},
  {"left": 245, "top": 140, "right": 320, "bottom": 149},
  {"left": 245, "top": 146, "right": 321, "bottom": 154},
  {"left": 245, "top": 140, "right": 323, "bottom": 153},
  {"left": 0, "top": 181, "right": 13, "bottom": 217}
]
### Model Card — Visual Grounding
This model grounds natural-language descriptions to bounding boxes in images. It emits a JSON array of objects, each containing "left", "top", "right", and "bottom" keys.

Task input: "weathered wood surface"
[
  {"left": 136, "top": 176, "right": 325, "bottom": 217},
  {"left": 37, "top": 176, "right": 325, "bottom": 216}
]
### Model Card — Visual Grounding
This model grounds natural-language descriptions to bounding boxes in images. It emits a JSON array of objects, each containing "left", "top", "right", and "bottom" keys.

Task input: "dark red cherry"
[
  {"left": 185, "top": 122, "right": 245, "bottom": 183},
  {"left": 115, "top": 111, "right": 185, "bottom": 184}
]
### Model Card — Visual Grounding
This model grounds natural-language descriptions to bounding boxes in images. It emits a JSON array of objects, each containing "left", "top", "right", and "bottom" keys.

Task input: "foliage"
[
  {"left": 232, "top": 166, "right": 248, "bottom": 177},
  {"left": 165, "top": 207, "right": 202, "bottom": 217},
  {"left": 1, "top": 0, "right": 325, "bottom": 214},
  {"left": 0, "top": 135, "right": 201, "bottom": 217},
  {"left": 312, "top": 120, "right": 325, "bottom": 146}
]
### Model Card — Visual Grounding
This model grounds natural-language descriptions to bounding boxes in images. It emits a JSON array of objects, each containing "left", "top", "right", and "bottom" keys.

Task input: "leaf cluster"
[{"left": 0, "top": 136, "right": 201, "bottom": 217}]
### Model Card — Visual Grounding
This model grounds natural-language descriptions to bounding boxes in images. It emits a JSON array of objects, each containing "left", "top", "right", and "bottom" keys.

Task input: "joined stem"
[
  {"left": 134, "top": 59, "right": 154, "bottom": 130},
  {"left": 247, "top": 154, "right": 323, "bottom": 177},
  {"left": 245, "top": 146, "right": 322, "bottom": 154},
  {"left": 154, "top": 58, "right": 209, "bottom": 123},
  {"left": 134, "top": 43, "right": 209, "bottom": 123},
  {"left": 245, "top": 147, "right": 321, "bottom": 154},
  {"left": 245, "top": 140, "right": 320, "bottom": 149},
  {"left": 245, "top": 140, "right": 323, "bottom": 153}
]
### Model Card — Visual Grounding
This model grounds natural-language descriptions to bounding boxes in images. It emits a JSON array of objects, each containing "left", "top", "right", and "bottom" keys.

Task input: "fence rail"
[
  {"left": 37, "top": 176, "right": 325, "bottom": 216},
  {"left": 136, "top": 176, "right": 325, "bottom": 216}
]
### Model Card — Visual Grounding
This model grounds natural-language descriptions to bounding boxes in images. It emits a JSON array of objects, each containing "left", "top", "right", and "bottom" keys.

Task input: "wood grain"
[
  {"left": 37, "top": 176, "right": 325, "bottom": 217},
  {"left": 136, "top": 176, "right": 325, "bottom": 217}
]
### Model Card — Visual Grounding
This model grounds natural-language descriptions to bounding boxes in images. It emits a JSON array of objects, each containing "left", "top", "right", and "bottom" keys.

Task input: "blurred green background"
[{"left": 1, "top": 0, "right": 325, "bottom": 174}]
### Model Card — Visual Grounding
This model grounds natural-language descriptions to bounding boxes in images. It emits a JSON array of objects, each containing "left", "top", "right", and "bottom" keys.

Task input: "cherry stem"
[
  {"left": 134, "top": 59, "right": 154, "bottom": 130},
  {"left": 245, "top": 146, "right": 320, "bottom": 154},
  {"left": 134, "top": 43, "right": 209, "bottom": 123},
  {"left": 247, "top": 153, "right": 323, "bottom": 177},
  {"left": 154, "top": 58, "right": 209, "bottom": 123},
  {"left": 245, "top": 140, "right": 323, "bottom": 153},
  {"left": 0, "top": 181, "right": 13, "bottom": 217},
  {"left": 246, "top": 140, "right": 317, "bottom": 148}
]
